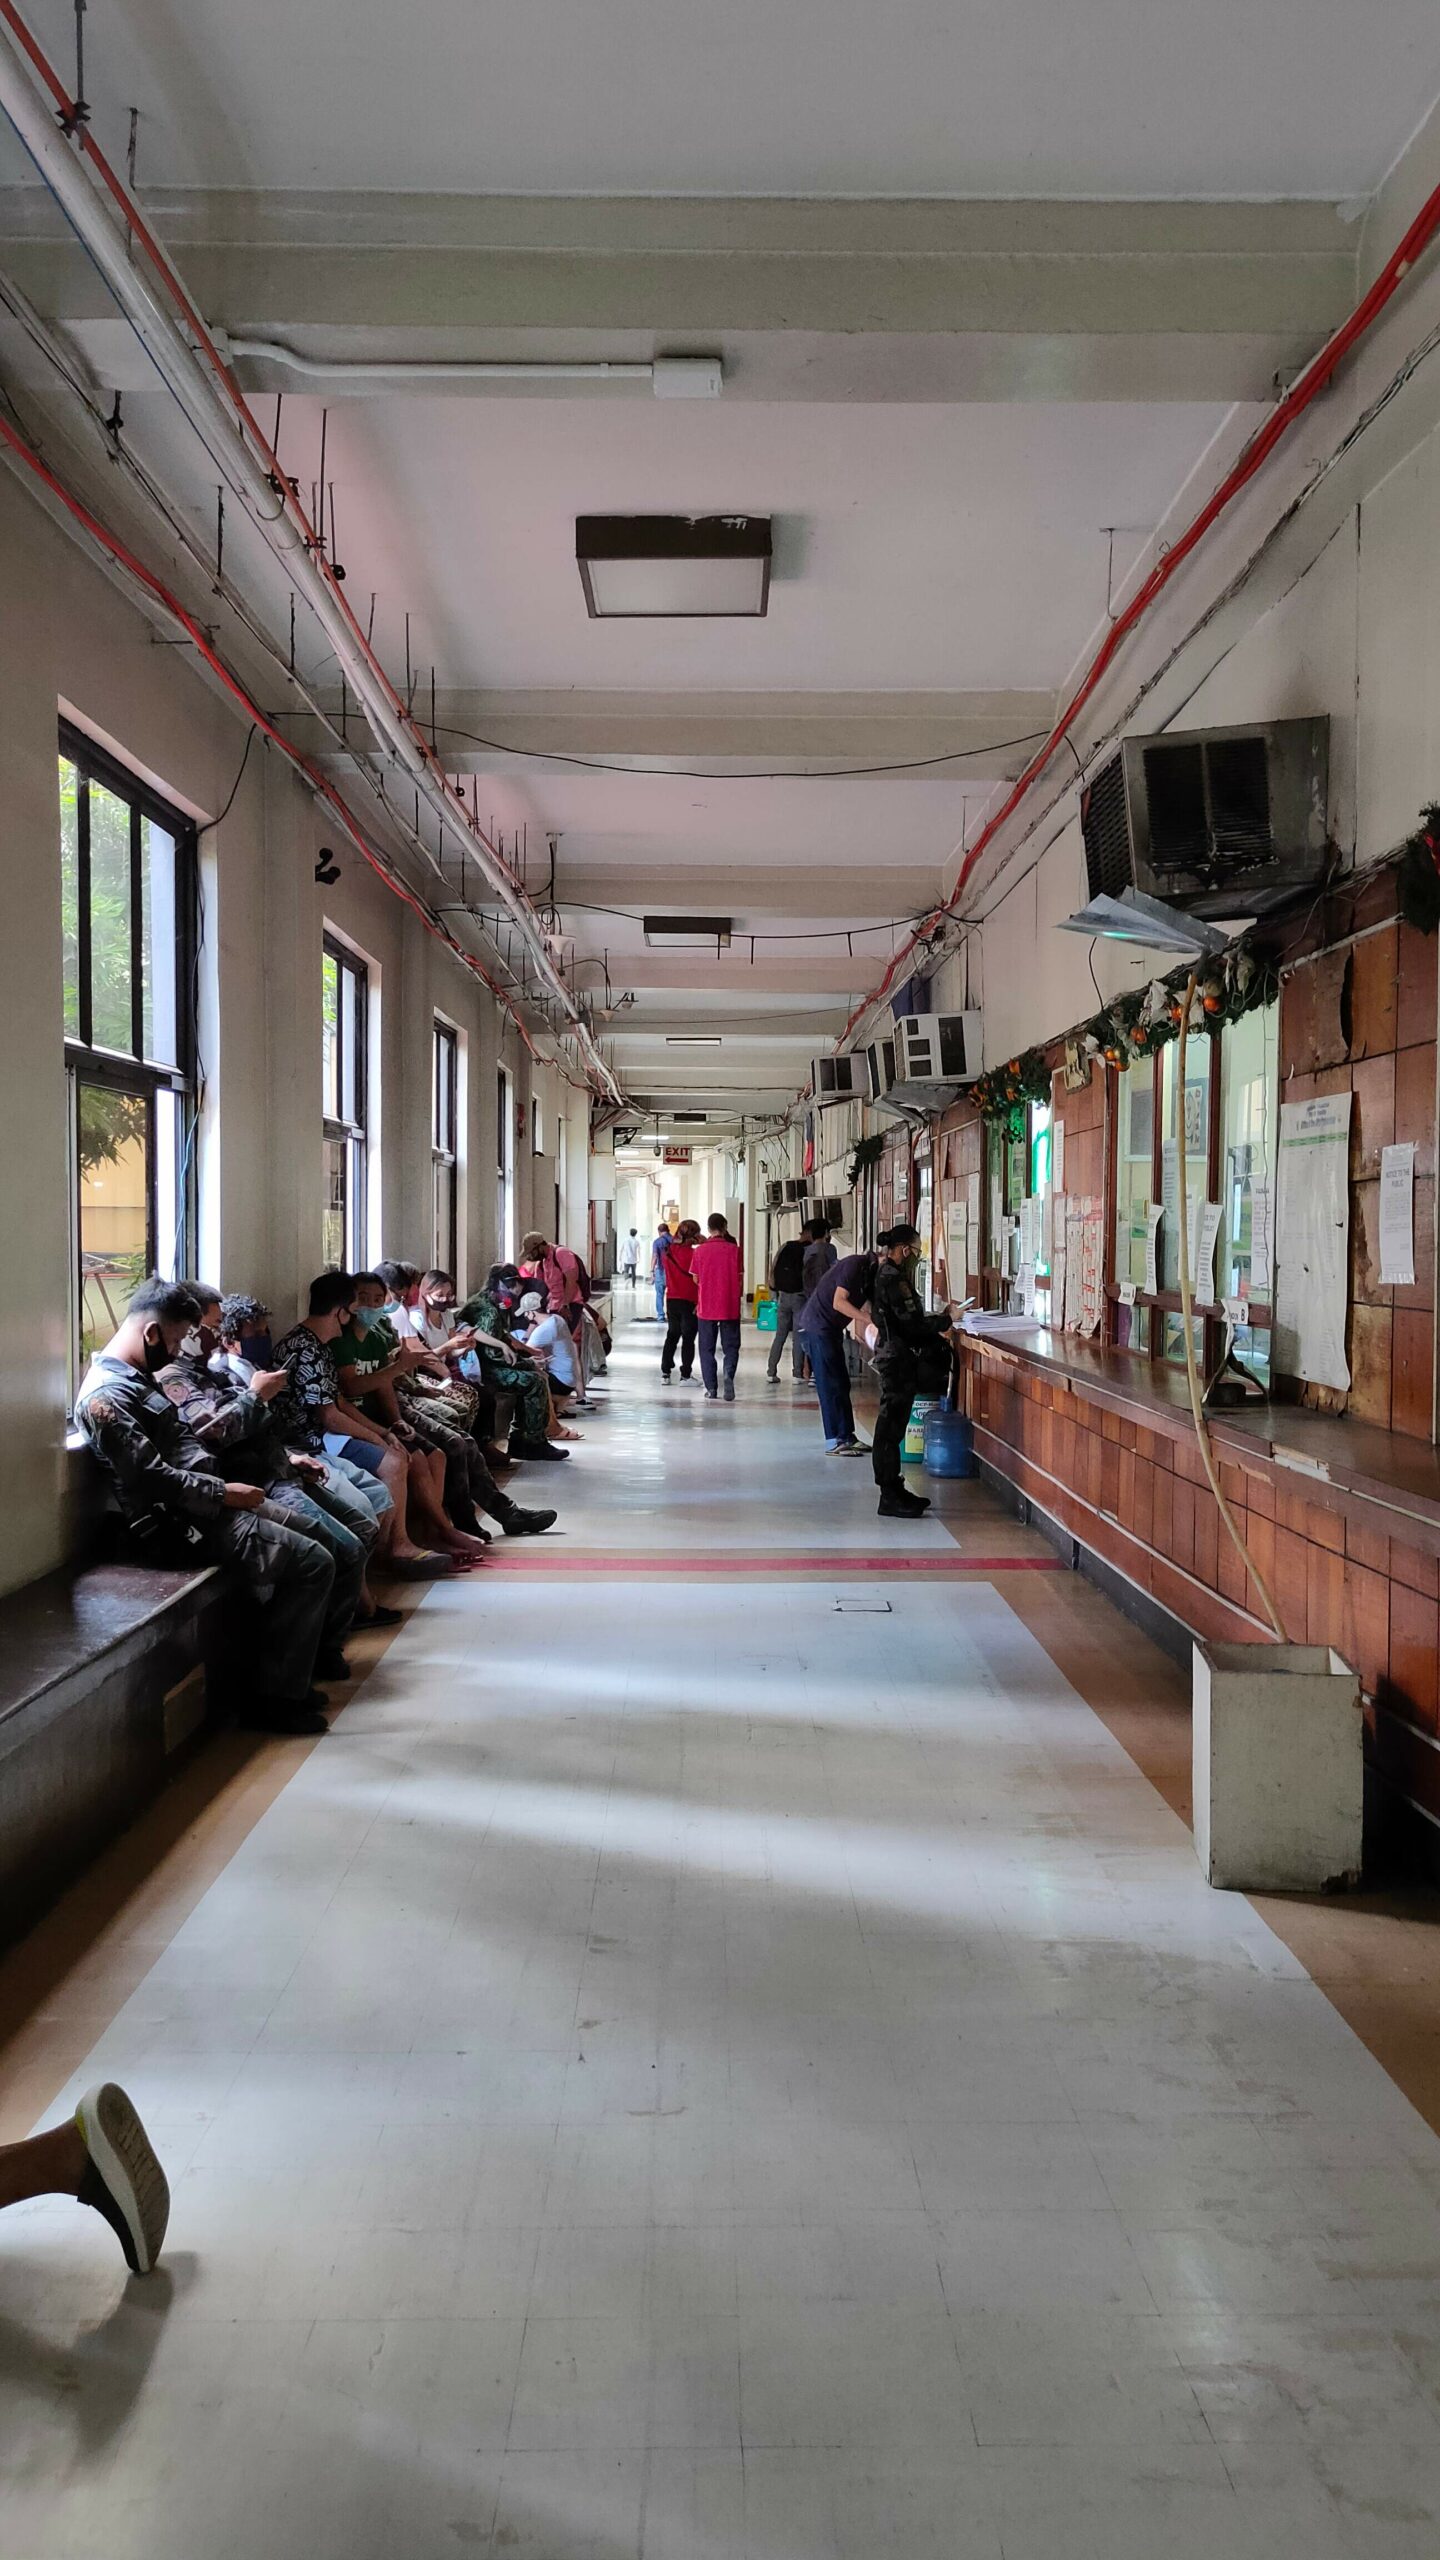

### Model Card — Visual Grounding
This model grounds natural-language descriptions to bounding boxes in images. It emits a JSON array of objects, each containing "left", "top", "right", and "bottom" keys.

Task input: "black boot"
[
  {"left": 500, "top": 1504, "right": 558, "bottom": 1535},
  {"left": 877, "top": 1485, "right": 928, "bottom": 1518}
]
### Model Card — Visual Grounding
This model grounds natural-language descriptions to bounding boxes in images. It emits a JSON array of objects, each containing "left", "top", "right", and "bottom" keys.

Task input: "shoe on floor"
[
  {"left": 75, "top": 2082, "right": 170, "bottom": 2276},
  {"left": 359, "top": 1603, "right": 405, "bottom": 1628},
  {"left": 247, "top": 1696, "right": 329, "bottom": 1735},
  {"left": 723, "top": 1384, "right": 736, "bottom": 1402},
  {"left": 501, "top": 1506, "right": 558, "bottom": 1535},
  {"left": 314, "top": 1648, "right": 351, "bottom": 1683},
  {"left": 703, "top": 1390, "right": 718, "bottom": 1402},
  {"left": 510, "top": 1438, "right": 568, "bottom": 1461},
  {"left": 877, "top": 1488, "right": 929, "bottom": 1518}
]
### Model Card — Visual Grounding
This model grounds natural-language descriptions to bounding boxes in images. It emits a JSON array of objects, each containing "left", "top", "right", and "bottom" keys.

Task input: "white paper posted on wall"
[{"left": 1274, "top": 1092, "right": 1352, "bottom": 1391}]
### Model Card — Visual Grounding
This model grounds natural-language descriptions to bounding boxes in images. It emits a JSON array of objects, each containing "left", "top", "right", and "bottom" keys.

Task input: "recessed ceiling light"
[
  {"left": 665, "top": 1035, "right": 723, "bottom": 1045},
  {"left": 577, "top": 517, "right": 771, "bottom": 618},
  {"left": 644, "top": 915, "right": 732, "bottom": 949}
]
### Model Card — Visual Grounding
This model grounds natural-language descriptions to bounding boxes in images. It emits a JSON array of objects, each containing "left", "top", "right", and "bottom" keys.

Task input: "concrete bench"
[{"left": 0, "top": 1558, "right": 225, "bottom": 1949}]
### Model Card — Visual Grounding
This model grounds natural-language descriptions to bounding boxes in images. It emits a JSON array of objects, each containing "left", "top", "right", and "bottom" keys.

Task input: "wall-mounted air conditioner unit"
[
  {"left": 864, "top": 1035, "right": 898, "bottom": 1104},
  {"left": 886, "top": 1011, "right": 984, "bottom": 1110},
  {"left": 1080, "top": 718, "right": 1329, "bottom": 921},
  {"left": 765, "top": 1179, "right": 785, "bottom": 1210},
  {"left": 810, "top": 1054, "right": 865, "bottom": 1105},
  {"left": 821, "top": 1195, "right": 844, "bottom": 1225},
  {"left": 783, "top": 1178, "right": 808, "bottom": 1204}
]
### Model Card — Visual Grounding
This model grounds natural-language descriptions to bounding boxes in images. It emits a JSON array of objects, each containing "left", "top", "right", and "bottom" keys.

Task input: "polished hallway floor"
[{"left": 7, "top": 1309, "right": 1440, "bottom": 2555}]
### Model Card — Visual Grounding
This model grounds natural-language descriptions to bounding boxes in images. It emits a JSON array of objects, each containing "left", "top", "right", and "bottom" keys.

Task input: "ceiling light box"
[{"left": 576, "top": 516, "right": 771, "bottom": 618}]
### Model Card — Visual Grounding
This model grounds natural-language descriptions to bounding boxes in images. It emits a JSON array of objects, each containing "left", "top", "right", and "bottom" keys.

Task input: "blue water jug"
[{"left": 923, "top": 1409, "right": 976, "bottom": 1478}]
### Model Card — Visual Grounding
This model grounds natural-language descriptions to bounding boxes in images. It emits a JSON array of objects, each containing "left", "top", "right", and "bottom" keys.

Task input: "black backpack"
[{"left": 772, "top": 1239, "right": 807, "bottom": 1293}]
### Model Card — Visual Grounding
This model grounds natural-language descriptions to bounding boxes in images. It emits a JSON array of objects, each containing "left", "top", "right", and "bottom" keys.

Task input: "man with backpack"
[{"left": 767, "top": 1217, "right": 826, "bottom": 1384}]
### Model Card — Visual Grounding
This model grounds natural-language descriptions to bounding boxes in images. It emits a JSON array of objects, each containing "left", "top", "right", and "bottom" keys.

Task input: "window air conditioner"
[
  {"left": 821, "top": 1196, "right": 844, "bottom": 1225},
  {"left": 864, "top": 1036, "right": 898, "bottom": 1104},
  {"left": 783, "top": 1178, "right": 808, "bottom": 1204},
  {"left": 886, "top": 1012, "right": 984, "bottom": 1109},
  {"left": 1080, "top": 718, "right": 1329, "bottom": 921},
  {"left": 766, "top": 1179, "right": 785, "bottom": 1210},
  {"left": 810, "top": 1053, "right": 865, "bottom": 1105}
]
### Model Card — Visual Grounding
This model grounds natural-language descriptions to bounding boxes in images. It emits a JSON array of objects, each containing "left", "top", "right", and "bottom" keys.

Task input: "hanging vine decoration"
[
  {"left": 1077, "top": 945, "right": 1277, "bottom": 1070},
  {"left": 847, "top": 1131, "right": 886, "bottom": 1188},
  {"left": 1398, "top": 803, "right": 1440, "bottom": 936}
]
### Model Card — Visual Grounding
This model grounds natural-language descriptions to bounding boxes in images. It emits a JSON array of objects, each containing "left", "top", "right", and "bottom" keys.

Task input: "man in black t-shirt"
[
  {"left": 766, "top": 1217, "right": 827, "bottom": 1384},
  {"left": 797, "top": 1246, "right": 879, "bottom": 1453}
]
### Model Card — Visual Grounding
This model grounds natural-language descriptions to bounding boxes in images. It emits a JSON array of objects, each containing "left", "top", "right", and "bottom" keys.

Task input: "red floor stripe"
[{"left": 481, "top": 1552, "right": 1064, "bottom": 1574}]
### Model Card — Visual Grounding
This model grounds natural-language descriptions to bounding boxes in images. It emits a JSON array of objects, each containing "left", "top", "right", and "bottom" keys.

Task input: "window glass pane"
[
  {"left": 340, "top": 960, "right": 359, "bottom": 1126},
  {"left": 88, "top": 779, "right": 134, "bottom": 1052},
  {"left": 1030, "top": 1101, "right": 1052, "bottom": 1290},
  {"left": 1221, "top": 999, "right": 1277, "bottom": 1388},
  {"left": 322, "top": 949, "right": 340, "bottom": 1120},
  {"left": 434, "top": 1158, "right": 456, "bottom": 1270},
  {"left": 142, "top": 817, "right": 179, "bottom": 1066},
  {"left": 154, "top": 1087, "right": 183, "bottom": 1279},
  {"left": 76, "top": 1080, "right": 150, "bottom": 1365},
  {"left": 1159, "top": 1037, "right": 1212, "bottom": 1292},
  {"left": 59, "top": 756, "right": 81, "bottom": 1038},
  {"left": 1114, "top": 1065, "right": 1155, "bottom": 1287},
  {"left": 323, "top": 1132, "right": 347, "bottom": 1271}
]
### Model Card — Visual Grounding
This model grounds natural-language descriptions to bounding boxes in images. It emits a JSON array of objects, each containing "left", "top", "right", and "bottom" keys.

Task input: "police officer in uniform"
[
  {"left": 75, "top": 1279, "right": 337, "bottom": 1735},
  {"left": 869, "top": 1223, "right": 957, "bottom": 1521}
]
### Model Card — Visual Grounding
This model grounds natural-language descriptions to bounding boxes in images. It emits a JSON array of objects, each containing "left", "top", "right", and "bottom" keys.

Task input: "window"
[
  {"left": 432, "top": 1018, "right": 459, "bottom": 1274},
  {"left": 60, "top": 729, "right": 196, "bottom": 1385},
  {"left": 531, "top": 1093, "right": 544, "bottom": 1156},
  {"left": 321, "top": 936, "right": 367, "bottom": 1268},
  {"left": 1107, "top": 1000, "right": 1277, "bottom": 1374},
  {"left": 497, "top": 1065, "right": 515, "bottom": 1262}
]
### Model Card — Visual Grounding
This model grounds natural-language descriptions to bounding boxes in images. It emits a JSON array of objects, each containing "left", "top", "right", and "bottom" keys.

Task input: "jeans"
[
  {"left": 653, "top": 1264, "right": 667, "bottom": 1320},
  {"left": 698, "top": 1317, "right": 741, "bottom": 1393},
  {"left": 325, "top": 1452, "right": 393, "bottom": 1526},
  {"left": 662, "top": 1298, "right": 698, "bottom": 1378},
  {"left": 264, "top": 1482, "right": 368, "bottom": 1648},
  {"left": 767, "top": 1288, "right": 808, "bottom": 1379},
  {"left": 801, "top": 1326, "right": 855, "bottom": 1447}
]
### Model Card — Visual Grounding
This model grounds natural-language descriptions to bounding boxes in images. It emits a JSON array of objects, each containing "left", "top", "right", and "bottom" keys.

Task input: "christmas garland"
[
  {"left": 968, "top": 1046, "right": 1052, "bottom": 1135},
  {"left": 847, "top": 1131, "right": 886, "bottom": 1187},
  {"left": 1398, "top": 803, "right": 1440, "bottom": 935},
  {"left": 1079, "top": 944, "right": 1277, "bottom": 1071}
]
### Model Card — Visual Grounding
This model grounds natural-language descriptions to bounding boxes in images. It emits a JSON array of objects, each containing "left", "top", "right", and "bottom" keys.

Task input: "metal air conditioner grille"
[
  {"left": 1080, "top": 754, "right": 1134, "bottom": 900},
  {"left": 1143, "top": 735, "right": 1272, "bottom": 895}
]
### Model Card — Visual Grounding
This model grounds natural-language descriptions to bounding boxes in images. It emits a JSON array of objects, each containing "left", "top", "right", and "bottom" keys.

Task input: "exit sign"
[{"left": 663, "top": 1146, "right": 693, "bottom": 1165}]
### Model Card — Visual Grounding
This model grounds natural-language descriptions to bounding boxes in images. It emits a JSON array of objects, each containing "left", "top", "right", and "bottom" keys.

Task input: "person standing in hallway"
[
  {"left": 690, "top": 1213, "right": 744, "bottom": 1402},
  {"left": 660, "top": 1218, "right": 701, "bottom": 1382},
  {"left": 797, "top": 1244, "right": 878, "bottom": 1454},
  {"left": 650, "top": 1218, "right": 673, "bottom": 1321},
  {"left": 801, "top": 1216, "right": 838, "bottom": 1304},
  {"left": 620, "top": 1228, "right": 640, "bottom": 1284},
  {"left": 868, "top": 1223, "right": 956, "bottom": 1521},
  {"left": 766, "top": 1219, "right": 817, "bottom": 1384}
]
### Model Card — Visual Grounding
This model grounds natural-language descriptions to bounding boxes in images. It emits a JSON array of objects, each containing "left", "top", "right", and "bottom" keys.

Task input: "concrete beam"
[
  {"left": 557, "top": 867, "right": 944, "bottom": 917},
  {"left": 0, "top": 190, "right": 1358, "bottom": 402}
]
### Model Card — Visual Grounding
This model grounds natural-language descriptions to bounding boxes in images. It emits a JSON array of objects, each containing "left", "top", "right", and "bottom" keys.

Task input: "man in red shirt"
[
  {"left": 660, "top": 1218, "right": 701, "bottom": 1382},
  {"left": 689, "top": 1213, "right": 744, "bottom": 1402}
]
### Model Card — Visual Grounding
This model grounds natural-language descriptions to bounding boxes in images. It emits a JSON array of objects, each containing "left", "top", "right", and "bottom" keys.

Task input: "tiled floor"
[{"left": 6, "top": 1307, "right": 1440, "bottom": 2554}]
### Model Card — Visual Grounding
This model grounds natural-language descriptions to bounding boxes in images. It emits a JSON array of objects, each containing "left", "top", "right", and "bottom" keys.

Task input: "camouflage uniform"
[
  {"left": 157, "top": 1353, "right": 377, "bottom": 1649},
  {"left": 455, "top": 1290, "right": 553, "bottom": 1445},
  {"left": 870, "top": 1259, "right": 953, "bottom": 1493},
  {"left": 75, "top": 1354, "right": 334, "bottom": 1703}
]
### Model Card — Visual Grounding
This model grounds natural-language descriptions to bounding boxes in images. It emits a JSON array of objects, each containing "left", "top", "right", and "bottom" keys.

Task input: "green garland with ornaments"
[{"left": 970, "top": 946, "right": 1278, "bottom": 1128}]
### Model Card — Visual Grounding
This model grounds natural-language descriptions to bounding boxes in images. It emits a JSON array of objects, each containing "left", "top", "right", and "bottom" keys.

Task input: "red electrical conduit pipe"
[
  {"left": 0, "top": 406, "right": 550, "bottom": 1067},
  {"left": 0, "top": 0, "right": 614, "bottom": 1094},
  {"left": 837, "top": 172, "right": 1440, "bottom": 1053}
]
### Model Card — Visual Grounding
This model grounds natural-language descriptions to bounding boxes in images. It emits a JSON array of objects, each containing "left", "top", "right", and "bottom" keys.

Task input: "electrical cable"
[
  {"left": 426, "top": 720, "right": 1053, "bottom": 783},
  {"left": 833, "top": 166, "right": 1440, "bottom": 1054}
]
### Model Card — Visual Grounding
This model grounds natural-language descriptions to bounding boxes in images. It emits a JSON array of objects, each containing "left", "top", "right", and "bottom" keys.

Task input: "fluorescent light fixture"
[
  {"left": 577, "top": 517, "right": 771, "bottom": 618},
  {"left": 665, "top": 1035, "right": 722, "bottom": 1045},
  {"left": 643, "top": 915, "right": 733, "bottom": 949},
  {"left": 1057, "top": 887, "right": 1231, "bottom": 958}
]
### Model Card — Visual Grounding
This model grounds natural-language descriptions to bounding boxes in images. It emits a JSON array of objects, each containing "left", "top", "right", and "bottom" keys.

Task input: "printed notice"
[
  {"left": 1274, "top": 1092, "right": 1352, "bottom": 1390},
  {"left": 1143, "top": 1203, "right": 1163, "bottom": 1297},
  {"left": 1379, "top": 1142, "right": 1416, "bottom": 1287}
]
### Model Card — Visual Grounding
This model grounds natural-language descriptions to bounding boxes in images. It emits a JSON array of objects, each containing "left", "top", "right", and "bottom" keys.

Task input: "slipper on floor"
[{"left": 387, "top": 1553, "right": 457, "bottom": 1578}]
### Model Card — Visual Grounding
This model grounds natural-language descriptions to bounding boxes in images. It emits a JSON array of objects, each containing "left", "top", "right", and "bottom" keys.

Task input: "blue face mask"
[
  {"left": 243, "top": 1331, "right": 273, "bottom": 1368},
  {"left": 354, "top": 1306, "right": 382, "bottom": 1335}
]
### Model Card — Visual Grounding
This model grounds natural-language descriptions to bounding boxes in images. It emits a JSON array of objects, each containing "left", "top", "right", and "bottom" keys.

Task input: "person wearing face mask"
[
  {"left": 341, "top": 1273, "right": 557, "bottom": 1540},
  {"left": 159, "top": 1285, "right": 402, "bottom": 1656},
  {"left": 867, "top": 1224, "right": 957, "bottom": 1522},
  {"left": 74, "top": 1280, "right": 337, "bottom": 1735}
]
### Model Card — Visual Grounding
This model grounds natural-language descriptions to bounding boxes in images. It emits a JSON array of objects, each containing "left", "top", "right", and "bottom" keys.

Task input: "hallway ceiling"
[{"left": 2, "top": 3, "right": 1439, "bottom": 1124}]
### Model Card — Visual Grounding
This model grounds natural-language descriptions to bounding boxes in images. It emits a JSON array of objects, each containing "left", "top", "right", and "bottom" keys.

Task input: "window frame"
[
  {"left": 432, "top": 1016, "right": 459, "bottom": 1276},
  {"left": 61, "top": 724, "right": 197, "bottom": 1389},
  {"left": 321, "top": 932, "right": 369, "bottom": 1270},
  {"left": 1104, "top": 1010, "right": 1276, "bottom": 1372}
]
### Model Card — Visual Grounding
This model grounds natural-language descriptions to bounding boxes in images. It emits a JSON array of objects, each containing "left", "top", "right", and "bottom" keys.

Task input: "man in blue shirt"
[
  {"left": 797, "top": 1247, "right": 878, "bottom": 1454},
  {"left": 650, "top": 1221, "right": 673, "bottom": 1321}
]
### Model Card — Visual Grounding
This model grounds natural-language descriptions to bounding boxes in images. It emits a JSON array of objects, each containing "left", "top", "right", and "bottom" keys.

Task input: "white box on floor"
[{"left": 1192, "top": 1639, "right": 1362, "bottom": 1892}]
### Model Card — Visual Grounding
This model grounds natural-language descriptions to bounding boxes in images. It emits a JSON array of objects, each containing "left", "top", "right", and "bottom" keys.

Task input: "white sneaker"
[{"left": 75, "top": 2082, "right": 170, "bottom": 2275}]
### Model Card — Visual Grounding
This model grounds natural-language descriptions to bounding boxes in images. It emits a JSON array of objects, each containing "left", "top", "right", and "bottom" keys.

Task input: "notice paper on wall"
[
  {"left": 1274, "top": 1091, "right": 1352, "bottom": 1390},
  {"left": 1052, "top": 1122, "right": 1065, "bottom": 1196},
  {"left": 1078, "top": 1198, "right": 1106, "bottom": 1335},
  {"left": 1143, "top": 1203, "right": 1163, "bottom": 1297},
  {"left": 1063, "top": 1201, "right": 1085, "bottom": 1329},
  {"left": 1379, "top": 1141, "right": 1416, "bottom": 1287},
  {"left": 1185, "top": 1198, "right": 1223, "bottom": 1306},
  {"left": 944, "top": 1202, "right": 969, "bottom": 1294}
]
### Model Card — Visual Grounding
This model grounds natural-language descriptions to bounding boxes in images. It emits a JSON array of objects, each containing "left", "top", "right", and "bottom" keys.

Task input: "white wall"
[{"left": 0, "top": 465, "right": 579, "bottom": 1597}]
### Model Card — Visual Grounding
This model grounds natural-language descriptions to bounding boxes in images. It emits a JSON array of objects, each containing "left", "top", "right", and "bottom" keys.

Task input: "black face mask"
[
  {"left": 244, "top": 1331, "right": 274, "bottom": 1368},
  {"left": 141, "top": 1328, "right": 170, "bottom": 1376}
]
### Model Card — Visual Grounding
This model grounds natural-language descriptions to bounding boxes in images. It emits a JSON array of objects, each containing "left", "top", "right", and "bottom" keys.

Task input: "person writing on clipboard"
[{"left": 865, "top": 1224, "right": 960, "bottom": 1523}]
